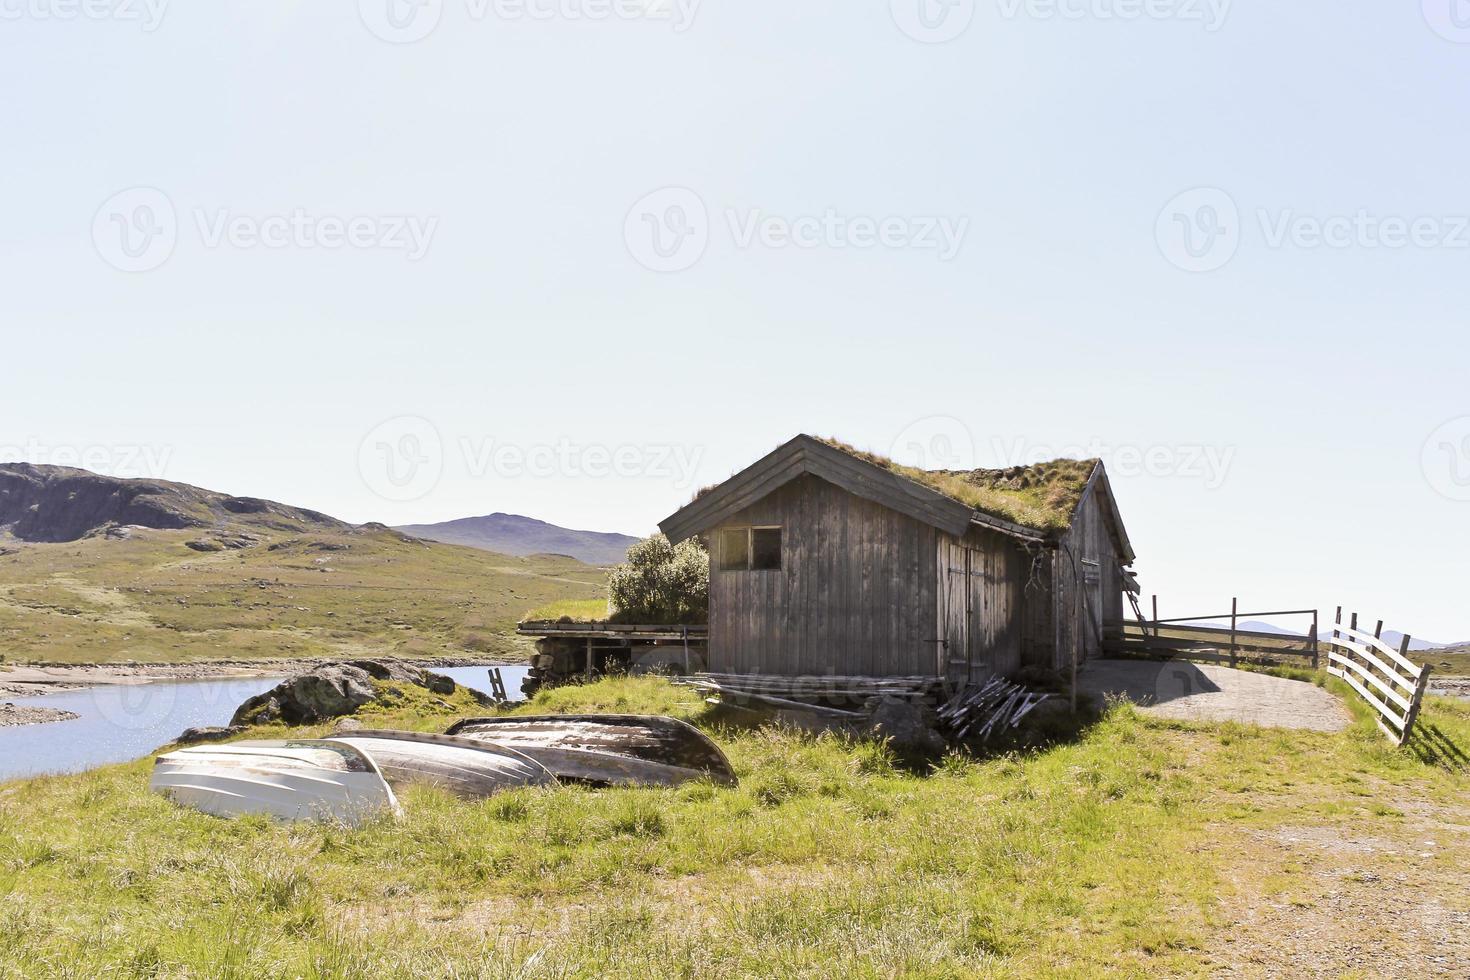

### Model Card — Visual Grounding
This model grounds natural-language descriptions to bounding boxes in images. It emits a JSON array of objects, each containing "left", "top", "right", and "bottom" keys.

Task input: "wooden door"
[{"left": 938, "top": 536, "right": 968, "bottom": 682}]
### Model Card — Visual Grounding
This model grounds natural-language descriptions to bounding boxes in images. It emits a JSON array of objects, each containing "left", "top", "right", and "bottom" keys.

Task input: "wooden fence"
[
  {"left": 1104, "top": 598, "right": 1319, "bottom": 667},
  {"left": 1107, "top": 598, "right": 1434, "bottom": 746},
  {"left": 1322, "top": 609, "right": 1433, "bottom": 746}
]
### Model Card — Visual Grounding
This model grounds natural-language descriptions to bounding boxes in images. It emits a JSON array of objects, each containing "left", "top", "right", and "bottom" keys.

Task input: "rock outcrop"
[
  {"left": 0, "top": 703, "right": 81, "bottom": 728},
  {"left": 174, "top": 725, "right": 249, "bottom": 745},
  {"left": 230, "top": 660, "right": 485, "bottom": 726},
  {"left": 862, "top": 696, "right": 946, "bottom": 755}
]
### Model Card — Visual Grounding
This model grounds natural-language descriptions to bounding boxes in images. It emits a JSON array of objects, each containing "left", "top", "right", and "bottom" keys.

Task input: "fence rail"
[
  {"left": 1107, "top": 599, "right": 1433, "bottom": 747},
  {"left": 1322, "top": 610, "right": 1432, "bottom": 746},
  {"left": 1104, "top": 599, "right": 1319, "bottom": 667}
]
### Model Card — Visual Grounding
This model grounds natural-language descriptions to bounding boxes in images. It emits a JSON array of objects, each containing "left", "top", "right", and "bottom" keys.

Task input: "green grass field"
[
  {"left": 521, "top": 597, "right": 611, "bottom": 622},
  {"left": 1426, "top": 643, "right": 1470, "bottom": 675},
  {"left": 1, "top": 676, "right": 1466, "bottom": 977},
  {"left": 0, "top": 526, "right": 607, "bottom": 666}
]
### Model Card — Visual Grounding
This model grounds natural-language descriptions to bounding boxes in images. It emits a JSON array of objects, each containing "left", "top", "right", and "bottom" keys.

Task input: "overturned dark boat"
[
  {"left": 327, "top": 731, "right": 558, "bottom": 799},
  {"left": 444, "top": 714, "right": 737, "bottom": 787}
]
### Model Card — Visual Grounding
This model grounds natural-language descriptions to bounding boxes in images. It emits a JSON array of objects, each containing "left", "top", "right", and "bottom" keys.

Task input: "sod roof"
[{"left": 814, "top": 438, "right": 1098, "bottom": 533}]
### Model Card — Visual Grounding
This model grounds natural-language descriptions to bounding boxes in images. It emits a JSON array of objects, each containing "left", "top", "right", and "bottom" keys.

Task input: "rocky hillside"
[
  {"left": 0, "top": 463, "right": 345, "bottom": 544},
  {"left": 0, "top": 465, "right": 608, "bottom": 666},
  {"left": 396, "top": 513, "right": 639, "bottom": 566}
]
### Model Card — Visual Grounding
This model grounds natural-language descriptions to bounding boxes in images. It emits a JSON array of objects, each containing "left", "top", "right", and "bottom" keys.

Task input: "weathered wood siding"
[
  {"left": 1020, "top": 550, "right": 1058, "bottom": 671},
  {"left": 708, "top": 475, "right": 939, "bottom": 676},
  {"left": 935, "top": 527, "right": 1028, "bottom": 684},
  {"left": 1055, "top": 484, "right": 1124, "bottom": 667}
]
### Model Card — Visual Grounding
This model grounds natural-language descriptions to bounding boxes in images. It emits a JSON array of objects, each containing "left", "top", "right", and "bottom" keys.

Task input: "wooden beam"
[
  {"left": 1310, "top": 609, "right": 1319, "bottom": 669},
  {"left": 1400, "top": 638, "right": 1432, "bottom": 747},
  {"left": 1230, "top": 597, "right": 1238, "bottom": 669}
]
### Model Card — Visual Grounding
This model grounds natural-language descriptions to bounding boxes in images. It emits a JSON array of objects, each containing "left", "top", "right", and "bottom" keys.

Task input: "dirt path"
[
  {"left": 1078, "top": 659, "right": 1351, "bottom": 732},
  {"left": 1205, "top": 777, "right": 1470, "bottom": 977}
]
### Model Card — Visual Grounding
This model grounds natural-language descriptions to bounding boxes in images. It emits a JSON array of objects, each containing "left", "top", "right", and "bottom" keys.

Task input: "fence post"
[
  {"left": 1229, "top": 597, "right": 1238, "bottom": 668},
  {"left": 1310, "top": 609, "right": 1319, "bottom": 669},
  {"left": 1398, "top": 634, "right": 1431, "bottom": 747},
  {"left": 1151, "top": 594, "right": 1158, "bottom": 638}
]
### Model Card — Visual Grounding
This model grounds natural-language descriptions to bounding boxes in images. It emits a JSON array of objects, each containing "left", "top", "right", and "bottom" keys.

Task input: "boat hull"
[
  {"left": 151, "top": 741, "right": 399, "bottom": 826},
  {"left": 444, "top": 714, "right": 737, "bottom": 787},
  {"left": 326, "top": 731, "right": 557, "bottom": 799}
]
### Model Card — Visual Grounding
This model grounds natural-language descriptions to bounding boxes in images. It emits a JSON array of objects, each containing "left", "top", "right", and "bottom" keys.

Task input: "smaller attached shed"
[{"left": 658, "top": 435, "right": 1136, "bottom": 686}]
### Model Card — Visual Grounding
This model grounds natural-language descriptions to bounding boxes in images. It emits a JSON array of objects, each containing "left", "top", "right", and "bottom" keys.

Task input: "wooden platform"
[{"left": 517, "top": 620, "right": 708, "bottom": 642}]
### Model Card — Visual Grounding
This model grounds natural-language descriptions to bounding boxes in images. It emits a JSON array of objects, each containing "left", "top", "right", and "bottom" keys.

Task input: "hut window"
[
  {"left": 718, "top": 526, "right": 782, "bottom": 570},
  {"left": 719, "top": 528, "right": 749, "bottom": 570},
  {"left": 750, "top": 527, "right": 782, "bottom": 570}
]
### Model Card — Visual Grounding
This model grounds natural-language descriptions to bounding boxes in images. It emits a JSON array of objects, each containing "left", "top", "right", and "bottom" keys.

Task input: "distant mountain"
[
  {"left": 395, "top": 513, "right": 638, "bottom": 566},
  {"left": 1190, "top": 617, "right": 1451, "bottom": 651},
  {"left": 1188, "top": 619, "right": 1311, "bottom": 636},
  {"left": 1239, "top": 620, "right": 1305, "bottom": 636},
  {"left": 1321, "top": 629, "right": 1447, "bottom": 652},
  {"left": 0, "top": 462, "right": 346, "bottom": 543},
  {"left": 0, "top": 463, "right": 607, "bottom": 665}
]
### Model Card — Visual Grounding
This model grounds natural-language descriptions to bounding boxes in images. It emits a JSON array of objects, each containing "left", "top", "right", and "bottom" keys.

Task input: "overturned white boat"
[
  {"left": 326, "top": 730, "right": 558, "bottom": 799},
  {"left": 150, "top": 740, "right": 400, "bottom": 826}
]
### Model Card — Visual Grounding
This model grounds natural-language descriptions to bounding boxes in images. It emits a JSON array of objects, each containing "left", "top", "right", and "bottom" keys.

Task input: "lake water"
[{"left": 0, "top": 664, "right": 529, "bottom": 783}]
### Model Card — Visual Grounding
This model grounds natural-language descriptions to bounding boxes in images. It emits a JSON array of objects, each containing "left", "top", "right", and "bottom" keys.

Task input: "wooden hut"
[{"left": 658, "top": 435, "right": 1136, "bottom": 685}]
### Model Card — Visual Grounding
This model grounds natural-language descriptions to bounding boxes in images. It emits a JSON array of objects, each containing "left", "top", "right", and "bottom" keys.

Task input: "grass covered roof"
[{"left": 816, "top": 437, "right": 1098, "bottom": 532}]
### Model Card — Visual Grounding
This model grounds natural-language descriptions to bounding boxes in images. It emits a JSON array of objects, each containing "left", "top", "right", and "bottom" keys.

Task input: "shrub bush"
[{"left": 607, "top": 534, "right": 708, "bottom": 624}]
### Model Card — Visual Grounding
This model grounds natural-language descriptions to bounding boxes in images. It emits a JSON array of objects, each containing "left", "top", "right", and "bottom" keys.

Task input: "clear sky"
[{"left": 3, "top": 2, "right": 1467, "bottom": 640}]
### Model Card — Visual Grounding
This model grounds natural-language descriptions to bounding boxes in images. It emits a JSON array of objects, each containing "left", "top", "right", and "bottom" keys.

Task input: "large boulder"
[
  {"left": 174, "top": 724, "right": 248, "bottom": 745},
  {"left": 346, "top": 659, "right": 455, "bottom": 695},
  {"left": 232, "top": 664, "right": 378, "bottom": 725},
  {"left": 230, "top": 660, "right": 486, "bottom": 726},
  {"left": 862, "top": 696, "right": 946, "bottom": 755}
]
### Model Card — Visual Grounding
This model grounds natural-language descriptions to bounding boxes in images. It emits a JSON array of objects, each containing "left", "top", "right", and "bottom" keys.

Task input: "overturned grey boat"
[
  {"left": 444, "top": 714, "right": 737, "bottom": 787},
  {"left": 151, "top": 740, "right": 400, "bottom": 826},
  {"left": 326, "top": 731, "right": 557, "bottom": 799}
]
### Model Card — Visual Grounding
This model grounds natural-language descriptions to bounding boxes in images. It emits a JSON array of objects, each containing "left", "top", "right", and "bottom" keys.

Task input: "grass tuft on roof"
[{"left": 816, "top": 437, "right": 1097, "bottom": 532}]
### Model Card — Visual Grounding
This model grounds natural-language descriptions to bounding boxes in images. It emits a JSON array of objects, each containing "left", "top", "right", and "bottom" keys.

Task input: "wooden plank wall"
[
  {"left": 708, "top": 475, "right": 940, "bottom": 676},
  {"left": 1056, "top": 487, "right": 1124, "bottom": 666},
  {"left": 1020, "top": 550, "right": 1058, "bottom": 671}
]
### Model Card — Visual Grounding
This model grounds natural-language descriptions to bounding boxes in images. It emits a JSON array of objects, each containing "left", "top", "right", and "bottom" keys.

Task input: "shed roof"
[{"left": 659, "top": 434, "right": 1135, "bottom": 563}]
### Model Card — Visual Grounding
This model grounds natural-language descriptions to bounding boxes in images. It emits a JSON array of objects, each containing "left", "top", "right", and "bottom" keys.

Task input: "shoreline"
[
  {"left": 0, "top": 654, "right": 522, "bottom": 699},
  {"left": 0, "top": 703, "right": 82, "bottom": 729},
  {"left": 1430, "top": 677, "right": 1470, "bottom": 700}
]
